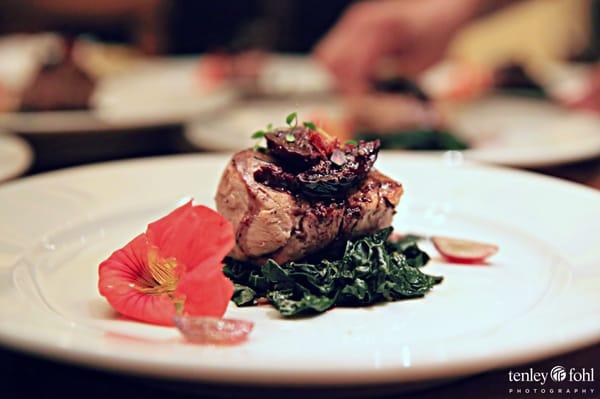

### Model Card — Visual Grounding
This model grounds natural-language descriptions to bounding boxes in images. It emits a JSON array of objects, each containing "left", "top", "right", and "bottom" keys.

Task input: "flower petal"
[
  {"left": 176, "top": 265, "right": 234, "bottom": 318},
  {"left": 146, "top": 202, "right": 235, "bottom": 272},
  {"left": 98, "top": 234, "right": 176, "bottom": 326}
]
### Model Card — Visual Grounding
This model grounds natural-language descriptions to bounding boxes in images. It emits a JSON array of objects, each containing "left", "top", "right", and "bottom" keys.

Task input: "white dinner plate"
[
  {"left": 0, "top": 58, "right": 236, "bottom": 134},
  {"left": 0, "top": 153, "right": 598, "bottom": 386},
  {"left": 445, "top": 95, "right": 600, "bottom": 167},
  {"left": 185, "top": 98, "right": 343, "bottom": 151},
  {"left": 186, "top": 95, "right": 600, "bottom": 167},
  {"left": 0, "top": 132, "right": 32, "bottom": 182},
  {"left": 255, "top": 54, "right": 334, "bottom": 96}
]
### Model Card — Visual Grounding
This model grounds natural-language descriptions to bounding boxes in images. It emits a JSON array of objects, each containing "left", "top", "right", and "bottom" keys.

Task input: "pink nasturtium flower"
[{"left": 98, "top": 201, "right": 235, "bottom": 326}]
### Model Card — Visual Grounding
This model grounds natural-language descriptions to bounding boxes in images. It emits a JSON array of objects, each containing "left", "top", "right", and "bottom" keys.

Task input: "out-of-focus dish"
[
  {"left": 197, "top": 52, "right": 334, "bottom": 98},
  {"left": 185, "top": 98, "right": 344, "bottom": 151},
  {"left": 0, "top": 132, "right": 32, "bottom": 182},
  {"left": 185, "top": 93, "right": 600, "bottom": 167},
  {"left": 216, "top": 116, "right": 448, "bottom": 317},
  {"left": 96, "top": 116, "right": 452, "bottom": 345},
  {"left": 91, "top": 57, "right": 236, "bottom": 125},
  {"left": 0, "top": 35, "right": 236, "bottom": 133},
  {"left": 443, "top": 95, "right": 600, "bottom": 167}
]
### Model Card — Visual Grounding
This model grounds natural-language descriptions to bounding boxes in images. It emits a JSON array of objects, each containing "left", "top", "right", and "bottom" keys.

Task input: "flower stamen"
[{"left": 138, "top": 248, "right": 179, "bottom": 295}]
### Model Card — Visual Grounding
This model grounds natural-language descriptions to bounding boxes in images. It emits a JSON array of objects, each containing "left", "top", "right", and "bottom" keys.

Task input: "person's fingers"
[
  {"left": 562, "top": 69, "right": 600, "bottom": 113},
  {"left": 566, "top": 91, "right": 600, "bottom": 113},
  {"left": 316, "top": 2, "right": 412, "bottom": 93},
  {"left": 324, "top": 14, "right": 411, "bottom": 93},
  {"left": 327, "top": 29, "right": 390, "bottom": 93},
  {"left": 314, "top": 2, "right": 380, "bottom": 61},
  {"left": 391, "top": 41, "right": 448, "bottom": 77},
  {"left": 315, "top": 0, "right": 456, "bottom": 93},
  {"left": 314, "top": 2, "right": 374, "bottom": 69},
  {"left": 315, "top": 5, "right": 381, "bottom": 92}
]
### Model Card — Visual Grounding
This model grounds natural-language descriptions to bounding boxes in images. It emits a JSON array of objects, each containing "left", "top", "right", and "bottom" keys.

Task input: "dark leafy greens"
[
  {"left": 357, "top": 130, "right": 469, "bottom": 151},
  {"left": 223, "top": 228, "right": 442, "bottom": 317}
]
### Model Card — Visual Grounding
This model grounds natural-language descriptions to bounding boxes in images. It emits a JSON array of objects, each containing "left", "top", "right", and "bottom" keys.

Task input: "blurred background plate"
[
  {"left": 185, "top": 94, "right": 600, "bottom": 167},
  {"left": 255, "top": 54, "right": 334, "bottom": 96},
  {"left": 0, "top": 57, "right": 236, "bottom": 134},
  {"left": 184, "top": 97, "right": 344, "bottom": 151},
  {"left": 0, "top": 131, "right": 32, "bottom": 182},
  {"left": 0, "top": 110, "right": 108, "bottom": 134},
  {"left": 446, "top": 95, "right": 600, "bottom": 167},
  {"left": 92, "top": 57, "right": 237, "bottom": 126}
]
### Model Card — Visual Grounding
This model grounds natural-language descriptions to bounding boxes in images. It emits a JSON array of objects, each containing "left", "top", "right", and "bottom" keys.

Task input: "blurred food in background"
[
  {"left": 0, "top": 34, "right": 236, "bottom": 132},
  {"left": 19, "top": 39, "right": 95, "bottom": 112},
  {"left": 312, "top": 0, "right": 599, "bottom": 155},
  {"left": 0, "top": 34, "right": 143, "bottom": 113},
  {"left": 197, "top": 52, "right": 334, "bottom": 98},
  {"left": 0, "top": 0, "right": 597, "bottom": 172}
]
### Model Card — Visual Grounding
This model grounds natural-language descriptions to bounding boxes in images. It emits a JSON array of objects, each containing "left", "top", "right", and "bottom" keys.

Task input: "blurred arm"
[{"left": 314, "top": 0, "right": 521, "bottom": 93}]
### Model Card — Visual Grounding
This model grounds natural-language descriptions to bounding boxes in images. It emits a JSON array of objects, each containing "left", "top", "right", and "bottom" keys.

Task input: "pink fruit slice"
[
  {"left": 432, "top": 236, "right": 498, "bottom": 264},
  {"left": 174, "top": 316, "right": 254, "bottom": 345}
]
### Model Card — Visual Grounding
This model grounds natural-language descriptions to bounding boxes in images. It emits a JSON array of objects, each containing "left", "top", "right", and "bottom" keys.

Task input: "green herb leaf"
[
  {"left": 266, "top": 123, "right": 273, "bottom": 131},
  {"left": 356, "top": 130, "right": 469, "bottom": 151},
  {"left": 303, "top": 121, "right": 317, "bottom": 130},
  {"left": 231, "top": 284, "right": 258, "bottom": 306},
  {"left": 285, "top": 133, "right": 296, "bottom": 143},
  {"left": 286, "top": 112, "right": 298, "bottom": 126},
  {"left": 223, "top": 227, "right": 442, "bottom": 317},
  {"left": 251, "top": 130, "right": 266, "bottom": 139},
  {"left": 387, "top": 234, "right": 430, "bottom": 268},
  {"left": 344, "top": 139, "right": 358, "bottom": 146},
  {"left": 253, "top": 143, "right": 267, "bottom": 153}
]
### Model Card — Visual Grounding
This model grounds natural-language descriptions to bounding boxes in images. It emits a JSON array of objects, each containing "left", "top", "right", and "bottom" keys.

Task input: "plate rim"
[
  {"left": 0, "top": 153, "right": 598, "bottom": 385},
  {"left": 0, "top": 132, "right": 33, "bottom": 182}
]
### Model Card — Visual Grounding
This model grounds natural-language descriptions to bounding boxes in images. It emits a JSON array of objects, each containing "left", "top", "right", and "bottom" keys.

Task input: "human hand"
[
  {"left": 563, "top": 67, "right": 600, "bottom": 113},
  {"left": 314, "top": 0, "right": 484, "bottom": 93}
]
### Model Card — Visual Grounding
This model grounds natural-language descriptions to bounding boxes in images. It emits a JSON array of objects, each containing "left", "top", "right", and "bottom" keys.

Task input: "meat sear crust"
[{"left": 216, "top": 149, "right": 402, "bottom": 264}]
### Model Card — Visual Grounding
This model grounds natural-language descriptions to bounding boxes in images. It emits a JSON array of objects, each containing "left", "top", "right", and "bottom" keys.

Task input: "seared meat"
[
  {"left": 341, "top": 169, "right": 402, "bottom": 237},
  {"left": 215, "top": 149, "right": 403, "bottom": 264},
  {"left": 20, "top": 54, "right": 95, "bottom": 112}
]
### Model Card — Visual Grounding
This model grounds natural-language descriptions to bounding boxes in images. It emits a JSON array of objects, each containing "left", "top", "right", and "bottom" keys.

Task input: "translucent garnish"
[
  {"left": 330, "top": 149, "right": 347, "bottom": 166},
  {"left": 174, "top": 316, "right": 254, "bottom": 345},
  {"left": 432, "top": 236, "right": 498, "bottom": 264}
]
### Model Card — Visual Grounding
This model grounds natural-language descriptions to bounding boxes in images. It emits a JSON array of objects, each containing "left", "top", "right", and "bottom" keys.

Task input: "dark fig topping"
[
  {"left": 253, "top": 162, "right": 295, "bottom": 192},
  {"left": 297, "top": 140, "right": 379, "bottom": 198},
  {"left": 256, "top": 125, "right": 380, "bottom": 199},
  {"left": 265, "top": 127, "right": 325, "bottom": 171}
]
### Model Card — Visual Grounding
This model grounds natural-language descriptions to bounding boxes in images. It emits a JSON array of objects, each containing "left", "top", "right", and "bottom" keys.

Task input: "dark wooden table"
[{"left": 2, "top": 128, "right": 599, "bottom": 398}]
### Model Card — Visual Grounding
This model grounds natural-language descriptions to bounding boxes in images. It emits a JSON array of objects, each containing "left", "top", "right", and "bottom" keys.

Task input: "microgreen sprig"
[
  {"left": 286, "top": 112, "right": 298, "bottom": 127},
  {"left": 303, "top": 121, "right": 317, "bottom": 130},
  {"left": 251, "top": 130, "right": 265, "bottom": 139},
  {"left": 250, "top": 113, "right": 319, "bottom": 152}
]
